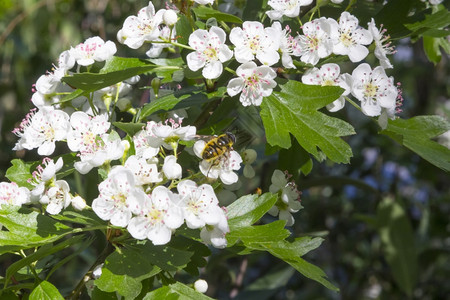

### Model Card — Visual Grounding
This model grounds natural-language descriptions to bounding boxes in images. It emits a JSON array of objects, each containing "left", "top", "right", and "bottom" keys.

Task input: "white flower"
[
  {"left": 332, "top": 12, "right": 373, "bottom": 62},
  {"left": 296, "top": 17, "right": 336, "bottom": 65},
  {"left": 29, "top": 157, "right": 64, "bottom": 200},
  {"left": 70, "top": 36, "right": 117, "bottom": 66},
  {"left": 127, "top": 186, "right": 184, "bottom": 245},
  {"left": 92, "top": 166, "right": 144, "bottom": 227},
  {"left": 176, "top": 180, "right": 224, "bottom": 229},
  {"left": 0, "top": 182, "right": 30, "bottom": 207},
  {"left": 40, "top": 180, "right": 71, "bottom": 215},
  {"left": 163, "top": 155, "right": 182, "bottom": 179},
  {"left": 67, "top": 112, "right": 110, "bottom": 152},
  {"left": 266, "top": 0, "right": 313, "bottom": 20},
  {"left": 146, "top": 25, "right": 177, "bottom": 58},
  {"left": 200, "top": 210, "right": 229, "bottom": 248},
  {"left": 193, "top": 0, "right": 214, "bottom": 4},
  {"left": 268, "top": 169, "right": 303, "bottom": 226},
  {"left": 227, "top": 61, "right": 277, "bottom": 106},
  {"left": 271, "top": 22, "right": 302, "bottom": 69},
  {"left": 117, "top": 2, "right": 165, "bottom": 49},
  {"left": 194, "top": 279, "right": 208, "bottom": 294},
  {"left": 67, "top": 112, "right": 123, "bottom": 174},
  {"left": 163, "top": 9, "right": 178, "bottom": 26},
  {"left": 71, "top": 195, "right": 87, "bottom": 211},
  {"left": 133, "top": 128, "right": 160, "bottom": 160},
  {"left": 146, "top": 119, "right": 197, "bottom": 150},
  {"left": 351, "top": 63, "right": 398, "bottom": 117},
  {"left": 73, "top": 132, "right": 124, "bottom": 174},
  {"left": 12, "top": 107, "right": 70, "bottom": 156},
  {"left": 230, "top": 21, "right": 280, "bottom": 66},
  {"left": 368, "top": 18, "right": 396, "bottom": 69},
  {"left": 193, "top": 141, "right": 243, "bottom": 184},
  {"left": 187, "top": 26, "right": 233, "bottom": 79},
  {"left": 301, "top": 63, "right": 352, "bottom": 112},
  {"left": 124, "top": 155, "right": 162, "bottom": 185}
]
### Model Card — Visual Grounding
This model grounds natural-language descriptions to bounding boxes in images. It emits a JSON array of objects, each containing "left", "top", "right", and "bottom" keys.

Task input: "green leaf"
[
  {"left": 4, "top": 235, "right": 84, "bottom": 289},
  {"left": 405, "top": 9, "right": 450, "bottom": 35},
  {"left": 377, "top": 198, "right": 418, "bottom": 296},
  {"left": 0, "top": 206, "right": 72, "bottom": 255},
  {"left": 62, "top": 57, "right": 156, "bottom": 92},
  {"left": 49, "top": 209, "right": 104, "bottom": 226},
  {"left": 192, "top": 6, "right": 243, "bottom": 24},
  {"left": 113, "top": 122, "right": 145, "bottom": 137},
  {"left": 139, "top": 86, "right": 226, "bottom": 121},
  {"left": 144, "top": 282, "right": 214, "bottom": 300},
  {"left": 96, "top": 240, "right": 195, "bottom": 298},
  {"left": 227, "top": 221, "right": 291, "bottom": 248},
  {"left": 168, "top": 235, "right": 211, "bottom": 276},
  {"left": 380, "top": 115, "right": 450, "bottom": 172},
  {"left": 227, "top": 193, "right": 278, "bottom": 229},
  {"left": 235, "top": 233, "right": 338, "bottom": 291},
  {"left": 278, "top": 136, "right": 313, "bottom": 177},
  {"left": 260, "top": 81, "right": 355, "bottom": 164},
  {"left": 423, "top": 36, "right": 442, "bottom": 63},
  {"left": 95, "top": 245, "right": 162, "bottom": 299},
  {"left": 175, "top": 14, "right": 193, "bottom": 46},
  {"left": 5, "top": 159, "right": 36, "bottom": 189},
  {"left": 29, "top": 281, "right": 64, "bottom": 300},
  {"left": 375, "top": 0, "right": 413, "bottom": 38}
]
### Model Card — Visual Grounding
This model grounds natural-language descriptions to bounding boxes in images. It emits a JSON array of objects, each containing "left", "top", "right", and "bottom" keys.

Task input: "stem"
[
  {"left": 19, "top": 250, "right": 40, "bottom": 282},
  {"left": 68, "top": 242, "right": 115, "bottom": 300},
  {"left": 345, "top": 96, "right": 362, "bottom": 112},
  {"left": 225, "top": 67, "right": 236, "bottom": 75}
]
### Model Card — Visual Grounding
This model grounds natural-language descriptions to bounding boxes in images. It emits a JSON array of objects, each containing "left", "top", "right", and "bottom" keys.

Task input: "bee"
[{"left": 201, "top": 132, "right": 236, "bottom": 163}]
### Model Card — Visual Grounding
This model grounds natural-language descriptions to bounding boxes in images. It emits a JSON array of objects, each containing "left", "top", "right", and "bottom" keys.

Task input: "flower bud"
[
  {"left": 163, "top": 10, "right": 178, "bottom": 26},
  {"left": 242, "top": 149, "right": 257, "bottom": 164},
  {"left": 194, "top": 279, "right": 208, "bottom": 293},
  {"left": 71, "top": 195, "right": 87, "bottom": 211}
]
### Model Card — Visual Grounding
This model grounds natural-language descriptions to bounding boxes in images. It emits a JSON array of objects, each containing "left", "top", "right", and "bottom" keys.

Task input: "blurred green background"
[{"left": 0, "top": 0, "right": 449, "bottom": 299}]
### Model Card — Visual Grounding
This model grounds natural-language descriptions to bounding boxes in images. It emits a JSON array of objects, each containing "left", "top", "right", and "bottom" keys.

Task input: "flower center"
[
  {"left": 203, "top": 46, "right": 218, "bottom": 61},
  {"left": 146, "top": 207, "right": 164, "bottom": 225},
  {"left": 364, "top": 82, "right": 379, "bottom": 99},
  {"left": 322, "top": 79, "right": 335, "bottom": 86},
  {"left": 339, "top": 31, "right": 354, "bottom": 47},
  {"left": 247, "top": 36, "right": 261, "bottom": 53},
  {"left": 43, "top": 125, "right": 55, "bottom": 141}
]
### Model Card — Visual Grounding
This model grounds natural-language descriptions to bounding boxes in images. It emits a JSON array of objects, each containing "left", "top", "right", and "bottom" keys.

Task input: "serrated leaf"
[
  {"left": 227, "top": 220, "right": 290, "bottom": 247},
  {"left": 5, "top": 159, "right": 36, "bottom": 189},
  {"left": 168, "top": 235, "right": 211, "bottom": 276},
  {"left": 139, "top": 86, "right": 226, "bottom": 121},
  {"left": 62, "top": 57, "right": 156, "bottom": 92},
  {"left": 95, "top": 245, "right": 162, "bottom": 299},
  {"left": 113, "top": 122, "right": 145, "bottom": 137},
  {"left": 29, "top": 281, "right": 64, "bottom": 300},
  {"left": 405, "top": 9, "right": 450, "bottom": 34},
  {"left": 380, "top": 115, "right": 450, "bottom": 172},
  {"left": 192, "top": 6, "right": 243, "bottom": 24},
  {"left": 227, "top": 193, "right": 278, "bottom": 229},
  {"left": 254, "top": 237, "right": 337, "bottom": 291},
  {"left": 175, "top": 14, "right": 193, "bottom": 46},
  {"left": 260, "top": 81, "right": 355, "bottom": 164},
  {"left": 0, "top": 206, "right": 72, "bottom": 255},
  {"left": 377, "top": 198, "right": 418, "bottom": 296}
]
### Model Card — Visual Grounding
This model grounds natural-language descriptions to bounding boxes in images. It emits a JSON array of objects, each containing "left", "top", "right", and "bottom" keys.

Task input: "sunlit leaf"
[{"left": 260, "top": 81, "right": 355, "bottom": 164}]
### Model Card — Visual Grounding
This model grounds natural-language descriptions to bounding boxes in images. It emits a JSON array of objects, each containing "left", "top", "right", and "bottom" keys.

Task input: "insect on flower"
[{"left": 200, "top": 132, "right": 236, "bottom": 163}]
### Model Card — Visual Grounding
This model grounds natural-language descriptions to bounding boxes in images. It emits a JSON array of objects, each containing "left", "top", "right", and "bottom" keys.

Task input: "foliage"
[{"left": 0, "top": 0, "right": 449, "bottom": 299}]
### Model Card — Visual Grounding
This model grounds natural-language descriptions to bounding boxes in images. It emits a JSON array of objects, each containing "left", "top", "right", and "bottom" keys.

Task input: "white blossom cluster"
[
  {"left": 2, "top": 0, "right": 408, "bottom": 247},
  {"left": 112, "top": 1, "right": 401, "bottom": 118}
]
